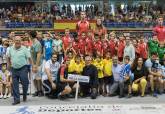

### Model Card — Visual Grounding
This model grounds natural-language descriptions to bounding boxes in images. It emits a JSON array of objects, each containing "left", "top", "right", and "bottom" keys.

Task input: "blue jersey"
[
  {"left": 44, "top": 39, "right": 53, "bottom": 61},
  {"left": 0, "top": 45, "right": 3, "bottom": 57},
  {"left": 120, "top": 64, "right": 131, "bottom": 81}
]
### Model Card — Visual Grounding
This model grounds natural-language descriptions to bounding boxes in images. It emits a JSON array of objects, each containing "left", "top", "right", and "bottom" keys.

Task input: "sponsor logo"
[{"left": 10, "top": 106, "right": 35, "bottom": 114}]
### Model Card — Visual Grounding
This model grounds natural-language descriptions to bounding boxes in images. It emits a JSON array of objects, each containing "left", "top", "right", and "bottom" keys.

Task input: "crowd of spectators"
[{"left": 0, "top": 2, "right": 164, "bottom": 28}]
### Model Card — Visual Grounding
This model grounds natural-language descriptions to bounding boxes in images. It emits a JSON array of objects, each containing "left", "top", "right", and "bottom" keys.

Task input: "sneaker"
[
  {"left": 3, "top": 94, "right": 7, "bottom": 99},
  {"left": 153, "top": 92, "right": 158, "bottom": 98},
  {"left": 0, "top": 94, "right": 3, "bottom": 99},
  {"left": 32, "top": 92, "right": 38, "bottom": 97},
  {"left": 7, "top": 94, "right": 11, "bottom": 98}
]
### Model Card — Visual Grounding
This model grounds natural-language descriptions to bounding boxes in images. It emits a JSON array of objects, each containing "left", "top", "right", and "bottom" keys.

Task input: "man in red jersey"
[
  {"left": 109, "top": 32, "right": 117, "bottom": 57},
  {"left": 153, "top": 16, "right": 165, "bottom": 43},
  {"left": 93, "top": 34, "right": 103, "bottom": 57},
  {"left": 62, "top": 28, "right": 72, "bottom": 55},
  {"left": 85, "top": 31, "right": 94, "bottom": 56},
  {"left": 139, "top": 36, "right": 148, "bottom": 61},
  {"left": 72, "top": 35, "right": 79, "bottom": 55},
  {"left": 78, "top": 32, "right": 86, "bottom": 56},
  {"left": 117, "top": 34, "right": 125, "bottom": 62},
  {"left": 102, "top": 35, "right": 109, "bottom": 56},
  {"left": 76, "top": 11, "right": 91, "bottom": 36}
]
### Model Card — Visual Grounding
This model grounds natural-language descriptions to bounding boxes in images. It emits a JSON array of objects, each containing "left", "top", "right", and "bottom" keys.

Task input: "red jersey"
[
  {"left": 117, "top": 40, "right": 125, "bottom": 58},
  {"left": 135, "top": 45, "right": 140, "bottom": 58},
  {"left": 109, "top": 39, "right": 117, "bottom": 57},
  {"left": 72, "top": 41, "right": 79, "bottom": 54},
  {"left": 78, "top": 38, "right": 86, "bottom": 55},
  {"left": 138, "top": 42, "right": 148, "bottom": 59},
  {"left": 102, "top": 39, "right": 109, "bottom": 55},
  {"left": 77, "top": 20, "right": 90, "bottom": 36},
  {"left": 85, "top": 37, "right": 93, "bottom": 55},
  {"left": 153, "top": 26, "right": 165, "bottom": 42},
  {"left": 94, "top": 27, "right": 107, "bottom": 38},
  {"left": 62, "top": 35, "right": 72, "bottom": 51},
  {"left": 94, "top": 40, "right": 103, "bottom": 56}
]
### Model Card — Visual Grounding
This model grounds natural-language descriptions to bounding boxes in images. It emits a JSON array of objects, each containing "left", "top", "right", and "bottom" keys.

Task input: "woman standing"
[{"left": 93, "top": 18, "right": 107, "bottom": 40}]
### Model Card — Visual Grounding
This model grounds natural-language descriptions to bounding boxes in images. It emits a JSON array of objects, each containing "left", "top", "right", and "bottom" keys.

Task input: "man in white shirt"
[
  {"left": 124, "top": 36, "right": 135, "bottom": 63},
  {"left": 42, "top": 53, "right": 61, "bottom": 98}
]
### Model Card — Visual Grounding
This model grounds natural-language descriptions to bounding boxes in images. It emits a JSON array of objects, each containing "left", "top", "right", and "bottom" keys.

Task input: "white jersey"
[{"left": 42, "top": 60, "right": 60, "bottom": 81}]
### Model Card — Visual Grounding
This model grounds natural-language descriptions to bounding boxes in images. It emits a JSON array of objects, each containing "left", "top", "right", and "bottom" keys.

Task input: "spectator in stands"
[
  {"left": 131, "top": 57, "right": 148, "bottom": 97},
  {"left": 80, "top": 55, "right": 98, "bottom": 99},
  {"left": 8, "top": 36, "right": 32, "bottom": 105}
]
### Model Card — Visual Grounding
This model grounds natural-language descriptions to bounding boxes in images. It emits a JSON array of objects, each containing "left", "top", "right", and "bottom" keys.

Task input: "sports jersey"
[
  {"left": 42, "top": 60, "right": 60, "bottom": 81},
  {"left": 103, "top": 59, "right": 113, "bottom": 76},
  {"left": 93, "top": 59, "right": 104, "bottom": 78},
  {"left": 44, "top": 39, "right": 53, "bottom": 61}
]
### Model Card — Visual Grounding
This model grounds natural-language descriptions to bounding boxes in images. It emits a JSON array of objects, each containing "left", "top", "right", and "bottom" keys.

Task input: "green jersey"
[
  {"left": 157, "top": 46, "right": 165, "bottom": 60},
  {"left": 148, "top": 40, "right": 158, "bottom": 55}
]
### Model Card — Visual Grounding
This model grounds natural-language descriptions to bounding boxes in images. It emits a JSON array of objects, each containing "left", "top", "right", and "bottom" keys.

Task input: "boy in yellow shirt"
[
  {"left": 93, "top": 54, "right": 104, "bottom": 95},
  {"left": 74, "top": 55, "right": 85, "bottom": 74},
  {"left": 103, "top": 52, "right": 113, "bottom": 96},
  {"left": 67, "top": 51, "right": 76, "bottom": 73}
]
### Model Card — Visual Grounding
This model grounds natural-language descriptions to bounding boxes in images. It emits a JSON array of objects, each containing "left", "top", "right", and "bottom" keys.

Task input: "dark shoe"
[
  {"left": 57, "top": 94, "right": 66, "bottom": 100},
  {"left": 118, "top": 95, "right": 124, "bottom": 98},
  {"left": 126, "top": 94, "right": 132, "bottom": 98},
  {"left": 32, "top": 92, "right": 38, "bottom": 97},
  {"left": 23, "top": 96, "right": 27, "bottom": 102},
  {"left": 67, "top": 94, "right": 74, "bottom": 98},
  {"left": 38, "top": 91, "right": 44, "bottom": 97},
  {"left": 12, "top": 101, "right": 20, "bottom": 105}
]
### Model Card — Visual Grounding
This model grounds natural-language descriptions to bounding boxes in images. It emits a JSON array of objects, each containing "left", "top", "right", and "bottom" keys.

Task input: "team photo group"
[{"left": 0, "top": 11, "right": 165, "bottom": 105}]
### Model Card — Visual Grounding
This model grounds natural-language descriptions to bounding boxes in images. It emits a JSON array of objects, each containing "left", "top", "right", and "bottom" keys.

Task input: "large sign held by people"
[
  {"left": 68, "top": 74, "right": 90, "bottom": 100},
  {"left": 68, "top": 74, "right": 90, "bottom": 83}
]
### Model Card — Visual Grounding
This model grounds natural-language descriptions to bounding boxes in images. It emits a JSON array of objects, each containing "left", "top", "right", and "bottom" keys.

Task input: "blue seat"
[
  {"left": 30, "top": 22, "right": 38, "bottom": 27},
  {"left": 23, "top": 22, "right": 30, "bottom": 27},
  {"left": 15, "top": 22, "right": 23, "bottom": 28},
  {"left": 6, "top": 22, "right": 16, "bottom": 28}
]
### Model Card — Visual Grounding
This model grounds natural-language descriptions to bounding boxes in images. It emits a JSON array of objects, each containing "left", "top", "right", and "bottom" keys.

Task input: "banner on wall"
[
  {"left": 54, "top": 20, "right": 96, "bottom": 32},
  {"left": 1, "top": 104, "right": 165, "bottom": 114}
]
